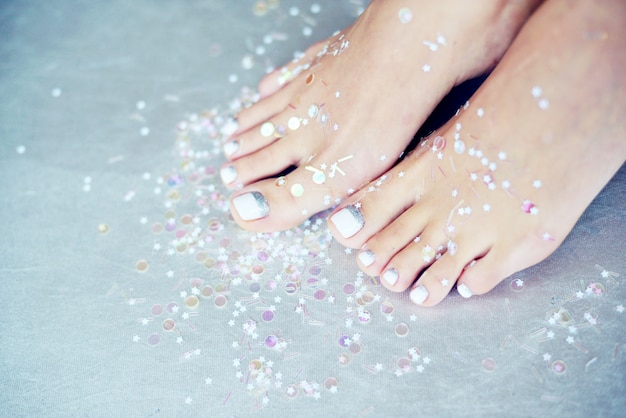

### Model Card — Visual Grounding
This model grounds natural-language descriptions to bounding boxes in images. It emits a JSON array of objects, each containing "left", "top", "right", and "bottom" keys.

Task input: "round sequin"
[
  {"left": 265, "top": 335, "right": 278, "bottom": 347},
  {"left": 151, "top": 304, "right": 163, "bottom": 316},
  {"left": 395, "top": 322, "right": 409, "bottom": 337},
  {"left": 275, "top": 176, "right": 287, "bottom": 187},
  {"left": 184, "top": 295, "right": 199, "bottom": 309},
  {"left": 396, "top": 357, "right": 411, "bottom": 371},
  {"left": 338, "top": 353, "right": 352, "bottom": 366},
  {"left": 342, "top": 283, "right": 355, "bottom": 295},
  {"left": 98, "top": 224, "right": 109, "bottom": 234},
  {"left": 162, "top": 318, "right": 176, "bottom": 331},
  {"left": 357, "top": 310, "right": 371, "bottom": 323},
  {"left": 249, "top": 282, "right": 261, "bottom": 293},
  {"left": 433, "top": 135, "right": 446, "bottom": 151},
  {"left": 200, "top": 285, "right": 214, "bottom": 298},
  {"left": 398, "top": 8, "right": 413, "bottom": 24},
  {"left": 312, "top": 171, "right": 326, "bottom": 185},
  {"left": 552, "top": 360, "right": 567, "bottom": 375},
  {"left": 454, "top": 140, "right": 466, "bottom": 154},
  {"left": 482, "top": 357, "right": 497, "bottom": 372},
  {"left": 262, "top": 310, "right": 275, "bottom": 322},
  {"left": 510, "top": 280, "right": 524, "bottom": 292},
  {"left": 214, "top": 294, "right": 227, "bottom": 308},
  {"left": 135, "top": 259, "right": 149, "bottom": 272},
  {"left": 287, "top": 117, "right": 301, "bottom": 131},
  {"left": 308, "top": 104, "right": 319, "bottom": 118},
  {"left": 323, "top": 377, "right": 338, "bottom": 391},
  {"left": 348, "top": 342, "right": 361, "bottom": 355},
  {"left": 313, "top": 289, "right": 326, "bottom": 301},
  {"left": 147, "top": 333, "right": 161, "bottom": 346},
  {"left": 380, "top": 301, "right": 394, "bottom": 315},
  {"left": 290, "top": 183, "right": 304, "bottom": 197},
  {"left": 260, "top": 122, "right": 275, "bottom": 137}
]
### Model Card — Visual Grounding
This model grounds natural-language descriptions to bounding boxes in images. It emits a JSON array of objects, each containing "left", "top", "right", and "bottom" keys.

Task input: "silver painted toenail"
[
  {"left": 232, "top": 192, "right": 269, "bottom": 221},
  {"left": 330, "top": 205, "right": 364, "bottom": 238}
]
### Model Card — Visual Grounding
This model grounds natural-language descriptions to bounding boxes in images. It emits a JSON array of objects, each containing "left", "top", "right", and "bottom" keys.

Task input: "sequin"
[
  {"left": 482, "top": 357, "right": 497, "bottom": 372},
  {"left": 454, "top": 140, "right": 466, "bottom": 154},
  {"left": 136, "top": 259, "right": 149, "bottom": 272},
  {"left": 395, "top": 323, "right": 409, "bottom": 337},
  {"left": 308, "top": 104, "right": 319, "bottom": 118},
  {"left": 290, "top": 183, "right": 304, "bottom": 197},
  {"left": 287, "top": 116, "right": 301, "bottom": 131},
  {"left": 260, "top": 121, "right": 275, "bottom": 137}
]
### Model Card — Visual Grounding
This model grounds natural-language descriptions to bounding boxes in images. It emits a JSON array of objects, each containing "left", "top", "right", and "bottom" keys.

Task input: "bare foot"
[
  {"left": 328, "top": 0, "right": 626, "bottom": 306},
  {"left": 222, "top": 0, "right": 540, "bottom": 231}
]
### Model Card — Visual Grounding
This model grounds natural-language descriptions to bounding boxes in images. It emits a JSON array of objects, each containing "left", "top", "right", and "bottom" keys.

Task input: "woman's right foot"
[{"left": 221, "top": 0, "right": 541, "bottom": 232}]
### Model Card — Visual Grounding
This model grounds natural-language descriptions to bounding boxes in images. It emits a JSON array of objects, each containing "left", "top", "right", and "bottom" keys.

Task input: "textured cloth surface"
[{"left": 1, "top": 1, "right": 625, "bottom": 416}]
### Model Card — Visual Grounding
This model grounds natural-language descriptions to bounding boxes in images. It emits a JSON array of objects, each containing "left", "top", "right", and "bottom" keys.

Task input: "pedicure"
[
  {"left": 410, "top": 285, "right": 429, "bottom": 305},
  {"left": 220, "top": 165, "right": 238, "bottom": 184},
  {"left": 382, "top": 268, "right": 399, "bottom": 286},
  {"left": 329, "top": 205, "right": 364, "bottom": 238},
  {"left": 232, "top": 192, "right": 269, "bottom": 221},
  {"left": 358, "top": 250, "right": 375, "bottom": 267},
  {"left": 223, "top": 140, "right": 239, "bottom": 156},
  {"left": 457, "top": 283, "right": 473, "bottom": 299}
]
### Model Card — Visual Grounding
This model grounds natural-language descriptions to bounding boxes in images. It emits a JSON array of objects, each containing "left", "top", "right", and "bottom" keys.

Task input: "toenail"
[
  {"left": 410, "top": 285, "right": 429, "bottom": 305},
  {"left": 358, "top": 250, "right": 375, "bottom": 267},
  {"left": 382, "top": 268, "right": 399, "bottom": 286},
  {"left": 457, "top": 283, "right": 473, "bottom": 299},
  {"left": 223, "top": 141, "right": 239, "bottom": 156},
  {"left": 330, "top": 205, "right": 364, "bottom": 238},
  {"left": 220, "top": 165, "right": 238, "bottom": 184},
  {"left": 232, "top": 192, "right": 269, "bottom": 221}
]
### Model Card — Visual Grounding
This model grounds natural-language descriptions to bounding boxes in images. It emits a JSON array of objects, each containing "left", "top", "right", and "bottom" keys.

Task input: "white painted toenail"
[
  {"left": 223, "top": 141, "right": 239, "bottom": 156},
  {"left": 457, "top": 283, "right": 473, "bottom": 299},
  {"left": 232, "top": 192, "right": 269, "bottom": 221},
  {"left": 382, "top": 268, "right": 399, "bottom": 286},
  {"left": 220, "top": 166, "right": 238, "bottom": 184},
  {"left": 358, "top": 250, "right": 375, "bottom": 267},
  {"left": 330, "top": 205, "right": 364, "bottom": 238},
  {"left": 410, "top": 285, "right": 429, "bottom": 305}
]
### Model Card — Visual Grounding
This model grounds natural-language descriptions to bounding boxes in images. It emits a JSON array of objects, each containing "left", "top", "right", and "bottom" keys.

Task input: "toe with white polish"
[
  {"left": 232, "top": 192, "right": 269, "bottom": 221},
  {"left": 358, "top": 250, "right": 375, "bottom": 267},
  {"left": 330, "top": 205, "right": 365, "bottom": 238},
  {"left": 457, "top": 283, "right": 473, "bottom": 299},
  {"left": 223, "top": 141, "right": 239, "bottom": 157},
  {"left": 410, "top": 284, "right": 429, "bottom": 305},
  {"left": 382, "top": 268, "right": 399, "bottom": 286},
  {"left": 220, "top": 165, "right": 238, "bottom": 184}
]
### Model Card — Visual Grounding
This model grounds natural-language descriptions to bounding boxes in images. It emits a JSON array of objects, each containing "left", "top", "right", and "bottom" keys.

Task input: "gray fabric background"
[{"left": 1, "top": 1, "right": 624, "bottom": 416}]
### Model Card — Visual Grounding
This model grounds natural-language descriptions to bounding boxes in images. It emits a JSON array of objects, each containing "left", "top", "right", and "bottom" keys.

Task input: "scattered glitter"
[
  {"left": 50, "top": 87, "right": 62, "bottom": 97},
  {"left": 140, "top": 127, "right": 150, "bottom": 136},
  {"left": 422, "top": 64, "right": 431, "bottom": 73},
  {"left": 476, "top": 108, "right": 484, "bottom": 117},
  {"left": 136, "top": 100, "right": 146, "bottom": 110},
  {"left": 275, "top": 176, "right": 287, "bottom": 187},
  {"left": 16, "top": 145, "right": 26, "bottom": 154},
  {"left": 531, "top": 86, "right": 543, "bottom": 98},
  {"left": 97, "top": 224, "right": 109, "bottom": 234}
]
